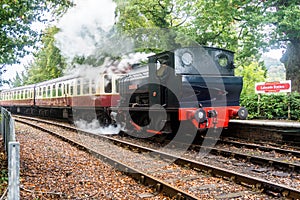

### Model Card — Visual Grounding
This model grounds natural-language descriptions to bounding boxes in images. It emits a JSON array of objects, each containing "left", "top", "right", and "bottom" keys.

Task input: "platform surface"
[{"left": 229, "top": 119, "right": 300, "bottom": 128}]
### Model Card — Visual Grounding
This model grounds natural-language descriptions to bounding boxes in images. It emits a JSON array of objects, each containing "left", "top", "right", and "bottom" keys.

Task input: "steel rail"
[
  {"left": 14, "top": 116, "right": 300, "bottom": 199},
  {"left": 219, "top": 139, "right": 300, "bottom": 157}
]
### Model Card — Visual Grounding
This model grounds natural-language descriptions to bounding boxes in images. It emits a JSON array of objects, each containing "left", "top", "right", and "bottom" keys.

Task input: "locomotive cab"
[{"left": 148, "top": 52, "right": 181, "bottom": 108}]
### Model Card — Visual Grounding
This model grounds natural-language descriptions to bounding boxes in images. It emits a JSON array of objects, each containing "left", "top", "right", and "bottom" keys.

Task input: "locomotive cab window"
[
  {"left": 217, "top": 53, "right": 229, "bottom": 68},
  {"left": 156, "top": 57, "right": 170, "bottom": 77}
]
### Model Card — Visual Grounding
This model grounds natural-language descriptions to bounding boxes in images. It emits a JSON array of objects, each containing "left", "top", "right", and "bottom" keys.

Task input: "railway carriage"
[{"left": 0, "top": 74, "right": 120, "bottom": 124}]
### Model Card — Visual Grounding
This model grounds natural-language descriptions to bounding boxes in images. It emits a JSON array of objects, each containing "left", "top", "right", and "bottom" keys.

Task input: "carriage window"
[
  {"left": 58, "top": 84, "right": 63, "bottom": 96},
  {"left": 104, "top": 75, "right": 112, "bottom": 93},
  {"left": 43, "top": 87, "right": 46, "bottom": 97},
  {"left": 24, "top": 90, "right": 28, "bottom": 99},
  {"left": 77, "top": 80, "right": 81, "bottom": 95},
  {"left": 47, "top": 86, "right": 51, "bottom": 97},
  {"left": 52, "top": 85, "right": 56, "bottom": 97},
  {"left": 91, "top": 79, "right": 96, "bottom": 94},
  {"left": 83, "top": 79, "right": 89, "bottom": 94},
  {"left": 115, "top": 79, "right": 119, "bottom": 93},
  {"left": 65, "top": 83, "right": 70, "bottom": 95},
  {"left": 70, "top": 85, "right": 74, "bottom": 95}
]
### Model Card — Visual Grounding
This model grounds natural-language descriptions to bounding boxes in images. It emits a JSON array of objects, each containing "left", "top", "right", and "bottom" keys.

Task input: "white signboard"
[{"left": 255, "top": 80, "right": 291, "bottom": 94}]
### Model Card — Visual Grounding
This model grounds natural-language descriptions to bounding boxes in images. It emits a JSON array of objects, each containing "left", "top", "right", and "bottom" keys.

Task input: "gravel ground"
[{"left": 16, "top": 123, "right": 170, "bottom": 200}]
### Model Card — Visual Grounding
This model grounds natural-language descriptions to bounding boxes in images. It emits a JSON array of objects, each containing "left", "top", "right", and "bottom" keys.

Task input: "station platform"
[{"left": 229, "top": 119, "right": 300, "bottom": 128}]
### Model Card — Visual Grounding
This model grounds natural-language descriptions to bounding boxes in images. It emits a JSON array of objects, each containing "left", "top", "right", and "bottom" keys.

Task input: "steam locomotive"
[{"left": 0, "top": 46, "right": 248, "bottom": 135}]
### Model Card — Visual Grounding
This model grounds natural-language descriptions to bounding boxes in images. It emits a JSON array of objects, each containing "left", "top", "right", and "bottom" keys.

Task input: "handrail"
[{"left": 0, "top": 107, "right": 20, "bottom": 200}]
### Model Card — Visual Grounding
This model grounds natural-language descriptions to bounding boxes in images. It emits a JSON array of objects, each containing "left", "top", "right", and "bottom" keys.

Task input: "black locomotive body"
[{"left": 113, "top": 46, "right": 248, "bottom": 136}]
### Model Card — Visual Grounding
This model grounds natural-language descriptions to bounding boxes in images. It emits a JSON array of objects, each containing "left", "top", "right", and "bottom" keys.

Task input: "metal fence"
[{"left": 1, "top": 107, "right": 20, "bottom": 200}]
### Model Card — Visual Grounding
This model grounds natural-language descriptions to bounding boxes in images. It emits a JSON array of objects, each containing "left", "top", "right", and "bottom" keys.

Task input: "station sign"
[{"left": 255, "top": 80, "right": 291, "bottom": 94}]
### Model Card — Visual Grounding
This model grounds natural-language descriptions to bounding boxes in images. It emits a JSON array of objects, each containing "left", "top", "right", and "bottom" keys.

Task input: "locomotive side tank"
[{"left": 115, "top": 46, "right": 247, "bottom": 135}]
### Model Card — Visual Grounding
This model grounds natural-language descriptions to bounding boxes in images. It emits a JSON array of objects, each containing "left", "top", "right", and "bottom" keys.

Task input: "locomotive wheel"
[
  {"left": 97, "top": 111, "right": 111, "bottom": 127},
  {"left": 137, "top": 113, "right": 151, "bottom": 127},
  {"left": 127, "top": 113, "right": 154, "bottom": 138}
]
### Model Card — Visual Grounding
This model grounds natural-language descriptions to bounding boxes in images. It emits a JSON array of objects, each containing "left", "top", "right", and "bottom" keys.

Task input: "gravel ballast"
[{"left": 16, "top": 123, "right": 169, "bottom": 199}]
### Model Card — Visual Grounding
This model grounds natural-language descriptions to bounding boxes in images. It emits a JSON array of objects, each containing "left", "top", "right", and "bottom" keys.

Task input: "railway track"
[{"left": 14, "top": 115, "right": 300, "bottom": 199}]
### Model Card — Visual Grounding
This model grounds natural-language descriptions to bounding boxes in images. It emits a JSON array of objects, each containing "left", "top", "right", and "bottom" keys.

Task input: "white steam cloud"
[
  {"left": 74, "top": 119, "right": 121, "bottom": 135},
  {"left": 63, "top": 52, "right": 153, "bottom": 77},
  {"left": 55, "top": 0, "right": 117, "bottom": 60}
]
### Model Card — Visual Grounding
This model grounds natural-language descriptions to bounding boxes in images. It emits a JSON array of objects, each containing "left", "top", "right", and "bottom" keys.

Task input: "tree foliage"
[
  {"left": 115, "top": 0, "right": 268, "bottom": 63},
  {"left": 235, "top": 61, "right": 266, "bottom": 96},
  {"left": 8, "top": 26, "right": 67, "bottom": 87},
  {"left": 21, "top": 26, "right": 67, "bottom": 85},
  {"left": 262, "top": 0, "right": 300, "bottom": 92},
  {"left": 0, "top": 0, "right": 72, "bottom": 65},
  {"left": 115, "top": 0, "right": 300, "bottom": 92}
]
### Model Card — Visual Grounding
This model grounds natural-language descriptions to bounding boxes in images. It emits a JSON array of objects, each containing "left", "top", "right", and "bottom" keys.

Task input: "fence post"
[
  {"left": 8, "top": 142, "right": 20, "bottom": 200},
  {"left": 0, "top": 107, "right": 3, "bottom": 146},
  {"left": 9, "top": 118, "right": 15, "bottom": 142}
]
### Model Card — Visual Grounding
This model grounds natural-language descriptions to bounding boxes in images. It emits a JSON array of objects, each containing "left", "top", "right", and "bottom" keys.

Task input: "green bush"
[{"left": 240, "top": 92, "right": 300, "bottom": 121}]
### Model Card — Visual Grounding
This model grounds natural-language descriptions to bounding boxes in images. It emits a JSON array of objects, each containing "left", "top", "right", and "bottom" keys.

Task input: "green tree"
[
  {"left": 115, "top": 0, "right": 192, "bottom": 52},
  {"left": 265, "top": 1, "right": 300, "bottom": 92},
  {"left": 115, "top": 0, "right": 267, "bottom": 61},
  {"left": 23, "top": 26, "right": 67, "bottom": 84},
  {"left": 0, "top": 0, "right": 71, "bottom": 65},
  {"left": 235, "top": 61, "right": 266, "bottom": 96},
  {"left": 115, "top": 0, "right": 300, "bottom": 92},
  {"left": 9, "top": 71, "right": 26, "bottom": 87}
]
